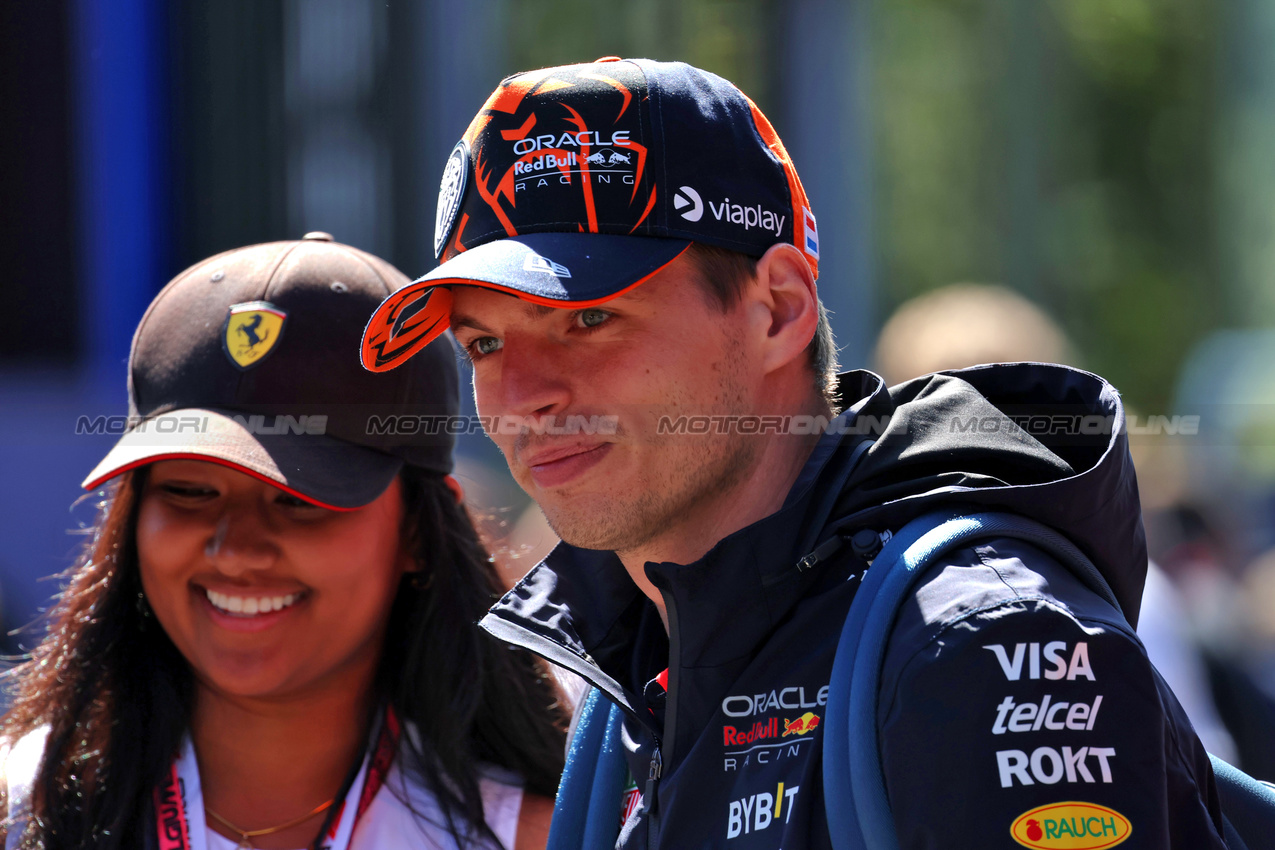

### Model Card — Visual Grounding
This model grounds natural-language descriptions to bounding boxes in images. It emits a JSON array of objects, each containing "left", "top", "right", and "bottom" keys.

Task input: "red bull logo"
[
  {"left": 723, "top": 717, "right": 780, "bottom": 746},
  {"left": 782, "top": 712, "right": 821, "bottom": 737}
]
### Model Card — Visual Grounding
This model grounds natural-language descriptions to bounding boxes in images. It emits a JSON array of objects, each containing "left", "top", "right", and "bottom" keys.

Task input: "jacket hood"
[{"left": 828, "top": 362, "right": 1147, "bottom": 626}]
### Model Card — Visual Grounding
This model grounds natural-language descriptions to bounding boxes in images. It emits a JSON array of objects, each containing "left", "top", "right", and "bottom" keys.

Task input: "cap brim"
[
  {"left": 82, "top": 408, "right": 402, "bottom": 511},
  {"left": 362, "top": 234, "right": 690, "bottom": 372}
]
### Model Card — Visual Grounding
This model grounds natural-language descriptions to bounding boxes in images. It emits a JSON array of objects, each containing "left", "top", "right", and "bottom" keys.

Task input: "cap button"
[
  {"left": 595, "top": 56, "right": 622, "bottom": 63},
  {"left": 303, "top": 231, "right": 334, "bottom": 241}
]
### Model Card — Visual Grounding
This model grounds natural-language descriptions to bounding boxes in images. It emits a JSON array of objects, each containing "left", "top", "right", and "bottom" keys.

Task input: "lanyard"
[{"left": 153, "top": 711, "right": 400, "bottom": 850}]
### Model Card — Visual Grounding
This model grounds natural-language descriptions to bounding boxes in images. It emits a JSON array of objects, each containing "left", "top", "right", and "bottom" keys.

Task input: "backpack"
[{"left": 546, "top": 510, "right": 1275, "bottom": 850}]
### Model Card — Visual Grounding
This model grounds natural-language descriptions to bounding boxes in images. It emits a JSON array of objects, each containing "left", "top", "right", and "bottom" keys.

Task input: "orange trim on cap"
[
  {"left": 537, "top": 78, "right": 574, "bottom": 94},
  {"left": 445, "top": 212, "right": 471, "bottom": 260},
  {"left": 580, "top": 73, "right": 632, "bottom": 121},
  {"left": 484, "top": 68, "right": 556, "bottom": 115},
  {"left": 82, "top": 453, "right": 361, "bottom": 511},
  {"left": 500, "top": 112, "right": 537, "bottom": 141},
  {"left": 631, "top": 184, "right": 658, "bottom": 232},
  {"left": 745, "top": 97, "right": 819, "bottom": 281},
  {"left": 359, "top": 243, "right": 692, "bottom": 372},
  {"left": 559, "top": 103, "right": 599, "bottom": 232},
  {"left": 362, "top": 286, "right": 454, "bottom": 373},
  {"left": 462, "top": 113, "right": 492, "bottom": 148},
  {"left": 473, "top": 151, "right": 519, "bottom": 238}
]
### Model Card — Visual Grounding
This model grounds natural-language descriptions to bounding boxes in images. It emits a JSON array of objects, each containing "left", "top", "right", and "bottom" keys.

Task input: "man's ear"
[{"left": 749, "top": 242, "right": 820, "bottom": 375}]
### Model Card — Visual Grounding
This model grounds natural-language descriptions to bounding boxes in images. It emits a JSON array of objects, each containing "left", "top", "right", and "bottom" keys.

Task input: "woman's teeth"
[{"left": 205, "top": 589, "right": 299, "bottom": 616}]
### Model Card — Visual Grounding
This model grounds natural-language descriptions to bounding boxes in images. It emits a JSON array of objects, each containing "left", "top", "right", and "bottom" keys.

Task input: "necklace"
[{"left": 204, "top": 799, "right": 335, "bottom": 850}]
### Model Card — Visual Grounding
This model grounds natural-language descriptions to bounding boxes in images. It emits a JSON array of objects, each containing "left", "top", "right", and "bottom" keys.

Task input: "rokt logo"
[
  {"left": 1010, "top": 802, "right": 1131, "bottom": 849},
  {"left": 674, "top": 185, "right": 703, "bottom": 222}
]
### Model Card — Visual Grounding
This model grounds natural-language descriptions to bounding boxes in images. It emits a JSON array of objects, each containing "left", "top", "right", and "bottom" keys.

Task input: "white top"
[{"left": 2, "top": 728, "right": 523, "bottom": 850}]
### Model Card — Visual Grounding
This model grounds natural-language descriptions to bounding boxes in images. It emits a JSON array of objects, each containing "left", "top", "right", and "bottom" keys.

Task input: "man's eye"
[
  {"left": 577, "top": 309, "right": 610, "bottom": 329},
  {"left": 472, "top": 336, "right": 503, "bottom": 356}
]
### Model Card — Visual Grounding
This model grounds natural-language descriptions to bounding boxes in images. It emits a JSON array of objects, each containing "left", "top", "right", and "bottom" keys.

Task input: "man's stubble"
[{"left": 531, "top": 340, "right": 759, "bottom": 558}]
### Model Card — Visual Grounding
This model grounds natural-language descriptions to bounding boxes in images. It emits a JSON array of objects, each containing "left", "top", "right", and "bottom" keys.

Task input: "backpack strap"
[
  {"left": 823, "top": 509, "right": 1275, "bottom": 850},
  {"left": 1209, "top": 753, "right": 1275, "bottom": 850},
  {"left": 546, "top": 688, "right": 628, "bottom": 850},
  {"left": 823, "top": 510, "right": 1119, "bottom": 850}
]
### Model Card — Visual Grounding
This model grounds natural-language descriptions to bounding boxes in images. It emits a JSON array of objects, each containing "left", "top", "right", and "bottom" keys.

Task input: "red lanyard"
[{"left": 153, "top": 709, "right": 400, "bottom": 850}]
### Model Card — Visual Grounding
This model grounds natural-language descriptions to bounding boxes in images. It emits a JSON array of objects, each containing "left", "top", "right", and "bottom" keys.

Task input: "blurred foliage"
[
  {"left": 497, "top": 0, "right": 1225, "bottom": 410},
  {"left": 502, "top": 0, "right": 776, "bottom": 116},
  {"left": 872, "top": 0, "right": 1221, "bottom": 411}
]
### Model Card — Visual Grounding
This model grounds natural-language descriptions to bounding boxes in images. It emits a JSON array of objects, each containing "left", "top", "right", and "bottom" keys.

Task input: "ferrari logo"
[{"left": 223, "top": 301, "right": 287, "bottom": 369}]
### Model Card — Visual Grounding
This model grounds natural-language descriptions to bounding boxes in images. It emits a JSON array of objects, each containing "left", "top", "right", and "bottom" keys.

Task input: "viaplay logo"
[
  {"left": 1010, "top": 802, "right": 1130, "bottom": 849},
  {"left": 673, "top": 185, "right": 785, "bottom": 236},
  {"left": 673, "top": 186, "right": 703, "bottom": 222}
]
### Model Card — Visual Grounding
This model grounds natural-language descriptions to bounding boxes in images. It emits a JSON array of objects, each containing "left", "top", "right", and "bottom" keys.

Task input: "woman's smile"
[{"left": 137, "top": 459, "right": 412, "bottom": 699}]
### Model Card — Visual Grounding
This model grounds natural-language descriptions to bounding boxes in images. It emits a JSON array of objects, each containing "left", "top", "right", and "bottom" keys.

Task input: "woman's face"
[{"left": 136, "top": 459, "right": 413, "bottom": 701}]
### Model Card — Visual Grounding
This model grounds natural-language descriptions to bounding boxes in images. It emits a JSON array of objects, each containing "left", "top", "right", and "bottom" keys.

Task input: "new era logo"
[
  {"left": 524, "top": 253, "right": 572, "bottom": 278},
  {"left": 674, "top": 186, "right": 703, "bottom": 222}
]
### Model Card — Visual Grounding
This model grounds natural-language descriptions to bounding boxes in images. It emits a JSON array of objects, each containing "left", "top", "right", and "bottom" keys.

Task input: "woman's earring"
[{"left": 136, "top": 591, "right": 153, "bottom": 622}]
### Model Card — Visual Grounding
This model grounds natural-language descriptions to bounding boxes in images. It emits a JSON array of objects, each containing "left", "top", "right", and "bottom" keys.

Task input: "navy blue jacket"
[{"left": 481, "top": 364, "right": 1229, "bottom": 849}]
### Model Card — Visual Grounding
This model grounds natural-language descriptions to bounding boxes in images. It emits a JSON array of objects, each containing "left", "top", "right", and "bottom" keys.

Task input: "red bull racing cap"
[
  {"left": 361, "top": 56, "right": 820, "bottom": 372},
  {"left": 84, "top": 233, "right": 460, "bottom": 509}
]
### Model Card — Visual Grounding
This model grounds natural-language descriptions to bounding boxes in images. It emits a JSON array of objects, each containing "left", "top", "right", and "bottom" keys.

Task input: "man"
[{"left": 362, "top": 58, "right": 1227, "bottom": 847}]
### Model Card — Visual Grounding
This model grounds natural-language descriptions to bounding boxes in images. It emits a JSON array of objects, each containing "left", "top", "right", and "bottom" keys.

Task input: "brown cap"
[{"left": 83, "top": 233, "right": 460, "bottom": 509}]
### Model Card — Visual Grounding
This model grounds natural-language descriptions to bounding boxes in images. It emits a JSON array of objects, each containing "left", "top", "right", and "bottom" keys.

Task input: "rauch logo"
[{"left": 1010, "top": 802, "right": 1131, "bottom": 849}]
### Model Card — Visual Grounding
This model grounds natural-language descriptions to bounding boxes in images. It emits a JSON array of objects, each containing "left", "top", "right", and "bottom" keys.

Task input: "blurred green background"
[{"left": 501, "top": 0, "right": 1231, "bottom": 414}]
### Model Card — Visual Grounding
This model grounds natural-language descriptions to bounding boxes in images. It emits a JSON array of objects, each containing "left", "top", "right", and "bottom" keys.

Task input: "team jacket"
[{"left": 480, "top": 364, "right": 1230, "bottom": 849}]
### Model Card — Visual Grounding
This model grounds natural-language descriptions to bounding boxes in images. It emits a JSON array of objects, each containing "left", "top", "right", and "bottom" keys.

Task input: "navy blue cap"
[{"left": 362, "top": 57, "right": 819, "bottom": 372}]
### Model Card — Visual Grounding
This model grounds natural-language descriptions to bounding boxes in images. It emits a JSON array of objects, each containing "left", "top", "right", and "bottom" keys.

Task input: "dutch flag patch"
[{"left": 803, "top": 208, "right": 819, "bottom": 260}]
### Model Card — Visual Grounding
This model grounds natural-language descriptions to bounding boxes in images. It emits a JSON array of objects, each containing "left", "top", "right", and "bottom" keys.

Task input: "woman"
[{"left": 0, "top": 234, "right": 567, "bottom": 849}]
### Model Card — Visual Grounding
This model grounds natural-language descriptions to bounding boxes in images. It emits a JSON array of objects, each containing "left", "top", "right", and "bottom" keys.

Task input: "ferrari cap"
[
  {"left": 361, "top": 57, "right": 820, "bottom": 372},
  {"left": 84, "top": 233, "right": 460, "bottom": 509}
]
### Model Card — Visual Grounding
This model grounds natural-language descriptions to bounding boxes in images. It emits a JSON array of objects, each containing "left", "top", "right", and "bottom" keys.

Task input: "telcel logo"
[{"left": 1010, "top": 802, "right": 1130, "bottom": 849}]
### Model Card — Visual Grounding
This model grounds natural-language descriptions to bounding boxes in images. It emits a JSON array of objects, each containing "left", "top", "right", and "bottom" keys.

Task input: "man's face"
[{"left": 450, "top": 256, "right": 763, "bottom": 555}]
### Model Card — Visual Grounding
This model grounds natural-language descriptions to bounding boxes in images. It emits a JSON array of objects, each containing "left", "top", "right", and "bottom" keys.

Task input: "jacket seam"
[{"left": 879, "top": 597, "right": 1135, "bottom": 722}]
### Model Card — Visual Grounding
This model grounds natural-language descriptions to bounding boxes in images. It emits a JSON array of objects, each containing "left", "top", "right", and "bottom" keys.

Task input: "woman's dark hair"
[{"left": 0, "top": 464, "right": 568, "bottom": 849}]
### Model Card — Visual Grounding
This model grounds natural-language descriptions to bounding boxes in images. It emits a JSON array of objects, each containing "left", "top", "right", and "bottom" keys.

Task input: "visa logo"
[{"left": 983, "top": 641, "right": 1095, "bottom": 682}]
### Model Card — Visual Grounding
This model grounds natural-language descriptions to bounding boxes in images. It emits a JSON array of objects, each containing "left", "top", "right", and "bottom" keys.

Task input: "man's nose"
[
  {"left": 492, "top": 332, "right": 572, "bottom": 418},
  {"left": 204, "top": 505, "right": 278, "bottom": 576}
]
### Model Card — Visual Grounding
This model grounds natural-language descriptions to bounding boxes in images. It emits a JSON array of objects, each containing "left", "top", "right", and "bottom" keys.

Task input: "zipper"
[
  {"left": 480, "top": 612, "right": 667, "bottom": 842},
  {"left": 644, "top": 586, "right": 680, "bottom": 849}
]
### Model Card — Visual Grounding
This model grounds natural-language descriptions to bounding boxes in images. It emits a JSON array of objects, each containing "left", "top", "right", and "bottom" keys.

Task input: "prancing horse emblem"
[{"left": 223, "top": 301, "right": 287, "bottom": 369}]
